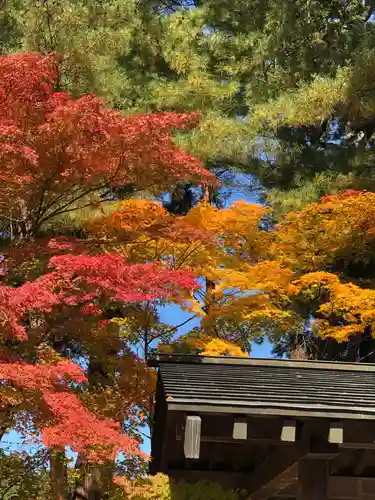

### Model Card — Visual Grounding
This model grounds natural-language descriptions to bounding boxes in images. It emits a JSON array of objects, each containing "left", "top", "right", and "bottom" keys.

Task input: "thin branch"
[
  {"left": 174, "top": 242, "right": 204, "bottom": 269},
  {"left": 157, "top": 314, "right": 197, "bottom": 338},
  {"left": 127, "top": 424, "right": 150, "bottom": 441}
]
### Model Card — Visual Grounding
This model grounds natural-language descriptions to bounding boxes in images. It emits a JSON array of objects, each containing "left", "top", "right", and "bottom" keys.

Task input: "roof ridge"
[{"left": 148, "top": 353, "right": 375, "bottom": 372}]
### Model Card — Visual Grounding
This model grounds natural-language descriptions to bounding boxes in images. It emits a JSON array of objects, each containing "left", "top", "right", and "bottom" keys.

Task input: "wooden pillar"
[
  {"left": 298, "top": 459, "right": 328, "bottom": 500},
  {"left": 184, "top": 415, "right": 201, "bottom": 459}
]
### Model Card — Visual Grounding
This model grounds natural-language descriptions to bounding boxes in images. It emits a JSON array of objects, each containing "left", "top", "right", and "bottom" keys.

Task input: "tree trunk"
[
  {"left": 203, "top": 277, "right": 216, "bottom": 336},
  {"left": 201, "top": 185, "right": 218, "bottom": 337},
  {"left": 74, "top": 467, "right": 101, "bottom": 500},
  {"left": 0, "top": 410, "right": 10, "bottom": 442},
  {"left": 290, "top": 343, "right": 308, "bottom": 360},
  {"left": 72, "top": 459, "right": 115, "bottom": 500},
  {"left": 50, "top": 447, "right": 67, "bottom": 500},
  {"left": 72, "top": 353, "right": 117, "bottom": 500},
  {"left": 71, "top": 453, "right": 87, "bottom": 500}
]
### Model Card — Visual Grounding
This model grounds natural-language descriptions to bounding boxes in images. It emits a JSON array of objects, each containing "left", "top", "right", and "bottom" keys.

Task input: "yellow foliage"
[
  {"left": 200, "top": 338, "right": 248, "bottom": 357},
  {"left": 114, "top": 200, "right": 167, "bottom": 232},
  {"left": 83, "top": 192, "right": 375, "bottom": 350},
  {"left": 158, "top": 331, "right": 211, "bottom": 354},
  {"left": 0, "top": 386, "right": 23, "bottom": 409},
  {"left": 203, "top": 293, "right": 293, "bottom": 332},
  {"left": 91, "top": 199, "right": 270, "bottom": 270},
  {"left": 291, "top": 272, "right": 340, "bottom": 293},
  {"left": 290, "top": 271, "right": 375, "bottom": 342},
  {"left": 274, "top": 191, "right": 375, "bottom": 272},
  {"left": 88, "top": 200, "right": 282, "bottom": 339},
  {"left": 113, "top": 473, "right": 241, "bottom": 500},
  {"left": 212, "top": 261, "right": 294, "bottom": 295},
  {"left": 97, "top": 191, "right": 375, "bottom": 348}
]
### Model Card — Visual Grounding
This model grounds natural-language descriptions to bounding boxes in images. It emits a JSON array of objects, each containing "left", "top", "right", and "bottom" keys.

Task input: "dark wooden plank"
[
  {"left": 340, "top": 442, "right": 375, "bottom": 450},
  {"left": 197, "top": 436, "right": 283, "bottom": 445},
  {"left": 150, "top": 375, "right": 168, "bottom": 473},
  {"left": 354, "top": 450, "right": 370, "bottom": 476},
  {"left": 167, "top": 402, "right": 375, "bottom": 420},
  {"left": 328, "top": 476, "right": 360, "bottom": 499}
]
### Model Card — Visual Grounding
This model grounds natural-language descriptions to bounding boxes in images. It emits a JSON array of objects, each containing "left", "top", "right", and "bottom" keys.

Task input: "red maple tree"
[
  {"left": 0, "top": 52, "right": 208, "bottom": 462},
  {"left": 0, "top": 52, "right": 216, "bottom": 239},
  {"left": 0, "top": 254, "right": 199, "bottom": 460}
]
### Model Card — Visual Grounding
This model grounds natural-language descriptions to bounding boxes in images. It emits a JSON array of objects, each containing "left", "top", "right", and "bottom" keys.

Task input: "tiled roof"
[{"left": 151, "top": 354, "right": 375, "bottom": 420}]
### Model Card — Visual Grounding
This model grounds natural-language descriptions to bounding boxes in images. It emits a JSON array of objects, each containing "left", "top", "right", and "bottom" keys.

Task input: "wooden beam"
[
  {"left": 298, "top": 459, "right": 328, "bottom": 499},
  {"left": 168, "top": 402, "right": 375, "bottom": 420},
  {"left": 150, "top": 377, "right": 168, "bottom": 474},
  {"left": 246, "top": 445, "right": 308, "bottom": 500},
  {"left": 329, "top": 422, "right": 343, "bottom": 444},
  {"left": 341, "top": 442, "right": 375, "bottom": 450},
  {"left": 177, "top": 435, "right": 278, "bottom": 445},
  {"left": 280, "top": 420, "right": 296, "bottom": 442},
  {"left": 244, "top": 430, "right": 338, "bottom": 500},
  {"left": 233, "top": 417, "right": 247, "bottom": 440},
  {"left": 184, "top": 415, "right": 201, "bottom": 459}
]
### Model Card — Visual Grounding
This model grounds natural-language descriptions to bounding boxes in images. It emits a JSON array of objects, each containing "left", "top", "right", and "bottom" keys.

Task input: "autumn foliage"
[
  {"left": 0, "top": 257, "right": 199, "bottom": 459},
  {"left": 0, "top": 52, "right": 216, "bottom": 239},
  {"left": 0, "top": 52, "right": 210, "bottom": 466},
  {"left": 93, "top": 190, "right": 375, "bottom": 353},
  {"left": 4, "top": 48, "right": 375, "bottom": 499},
  {"left": 265, "top": 190, "right": 375, "bottom": 350},
  {"left": 89, "top": 198, "right": 293, "bottom": 353},
  {"left": 274, "top": 190, "right": 375, "bottom": 273}
]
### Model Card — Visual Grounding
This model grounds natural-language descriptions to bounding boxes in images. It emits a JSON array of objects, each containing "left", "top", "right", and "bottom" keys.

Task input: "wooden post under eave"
[
  {"left": 298, "top": 458, "right": 328, "bottom": 499},
  {"left": 233, "top": 417, "right": 247, "bottom": 440},
  {"left": 184, "top": 415, "right": 201, "bottom": 459}
]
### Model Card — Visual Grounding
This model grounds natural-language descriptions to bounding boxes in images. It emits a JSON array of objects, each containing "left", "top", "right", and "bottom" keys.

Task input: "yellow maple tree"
[
  {"left": 290, "top": 271, "right": 375, "bottom": 343},
  {"left": 274, "top": 190, "right": 375, "bottom": 273},
  {"left": 269, "top": 191, "right": 375, "bottom": 352},
  {"left": 87, "top": 199, "right": 293, "bottom": 354},
  {"left": 200, "top": 338, "right": 249, "bottom": 357}
]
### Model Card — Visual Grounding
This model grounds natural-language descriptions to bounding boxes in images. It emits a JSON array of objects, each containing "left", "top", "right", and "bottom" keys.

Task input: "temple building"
[{"left": 149, "top": 354, "right": 375, "bottom": 499}]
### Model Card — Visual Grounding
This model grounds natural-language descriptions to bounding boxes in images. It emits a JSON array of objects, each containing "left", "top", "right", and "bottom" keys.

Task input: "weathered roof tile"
[{"left": 152, "top": 355, "right": 375, "bottom": 420}]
